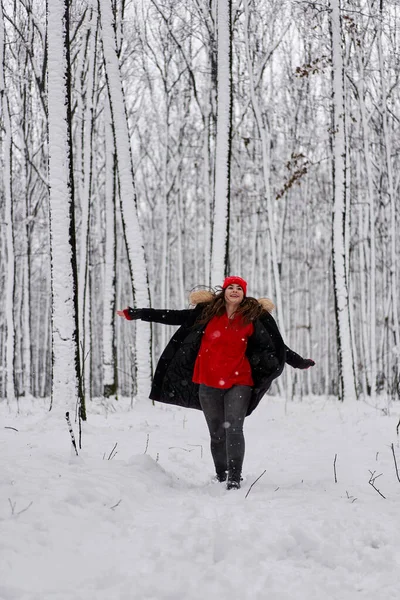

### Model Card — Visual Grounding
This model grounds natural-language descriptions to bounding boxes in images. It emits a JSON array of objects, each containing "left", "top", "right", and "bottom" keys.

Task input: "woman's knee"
[{"left": 209, "top": 420, "right": 226, "bottom": 441}]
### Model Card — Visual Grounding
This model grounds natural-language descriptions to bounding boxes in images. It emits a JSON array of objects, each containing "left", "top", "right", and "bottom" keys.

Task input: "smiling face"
[{"left": 224, "top": 284, "right": 244, "bottom": 308}]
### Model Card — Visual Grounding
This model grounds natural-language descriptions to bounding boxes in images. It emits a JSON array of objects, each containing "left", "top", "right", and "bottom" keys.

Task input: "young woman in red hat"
[{"left": 118, "top": 276, "right": 315, "bottom": 490}]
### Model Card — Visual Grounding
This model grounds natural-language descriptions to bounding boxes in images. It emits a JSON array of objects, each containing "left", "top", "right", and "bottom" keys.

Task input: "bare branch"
[
  {"left": 368, "top": 470, "right": 386, "bottom": 499},
  {"left": 108, "top": 442, "right": 118, "bottom": 460},
  {"left": 245, "top": 470, "right": 267, "bottom": 499},
  {"left": 8, "top": 498, "right": 33, "bottom": 516},
  {"left": 391, "top": 444, "right": 400, "bottom": 483}
]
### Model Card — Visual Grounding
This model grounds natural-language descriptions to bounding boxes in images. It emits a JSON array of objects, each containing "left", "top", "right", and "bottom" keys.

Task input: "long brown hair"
[{"left": 198, "top": 289, "right": 266, "bottom": 325}]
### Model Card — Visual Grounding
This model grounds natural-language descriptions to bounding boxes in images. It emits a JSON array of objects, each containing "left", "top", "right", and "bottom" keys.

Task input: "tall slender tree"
[
  {"left": 47, "top": 0, "right": 85, "bottom": 417},
  {"left": 329, "top": 0, "right": 357, "bottom": 401},
  {"left": 98, "top": 0, "right": 151, "bottom": 400},
  {"left": 211, "top": 0, "right": 232, "bottom": 284},
  {"left": 0, "top": 0, "right": 15, "bottom": 403}
]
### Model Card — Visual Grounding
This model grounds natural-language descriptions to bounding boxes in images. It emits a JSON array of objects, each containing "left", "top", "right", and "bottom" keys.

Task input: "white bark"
[
  {"left": 330, "top": 0, "right": 357, "bottom": 401},
  {"left": 377, "top": 10, "right": 399, "bottom": 378},
  {"left": 354, "top": 49, "right": 376, "bottom": 399},
  {"left": 160, "top": 118, "right": 169, "bottom": 352},
  {"left": 175, "top": 177, "right": 186, "bottom": 308},
  {"left": 243, "top": 0, "right": 288, "bottom": 341},
  {"left": 47, "top": 0, "right": 80, "bottom": 411},
  {"left": 78, "top": 3, "right": 96, "bottom": 393},
  {"left": 98, "top": 0, "right": 151, "bottom": 399},
  {"left": 211, "top": 0, "right": 231, "bottom": 285},
  {"left": 1, "top": 2, "right": 15, "bottom": 403},
  {"left": 203, "top": 111, "right": 212, "bottom": 285},
  {"left": 102, "top": 97, "right": 117, "bottom": 393}
]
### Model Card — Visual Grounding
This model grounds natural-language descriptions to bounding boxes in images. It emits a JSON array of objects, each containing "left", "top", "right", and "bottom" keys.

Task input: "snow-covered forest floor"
[{"left": 1, "top": 395, "right": 400, "bottom": 600}]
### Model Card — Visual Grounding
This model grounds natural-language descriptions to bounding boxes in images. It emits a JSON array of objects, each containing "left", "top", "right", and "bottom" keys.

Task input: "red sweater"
[{"left": 192, "top": 313, "right": 254, "bottom": 388}]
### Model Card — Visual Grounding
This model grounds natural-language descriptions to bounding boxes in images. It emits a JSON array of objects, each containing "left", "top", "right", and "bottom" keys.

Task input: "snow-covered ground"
[{"left": 1, "top": 395, "right": 400, "bottom": 600}]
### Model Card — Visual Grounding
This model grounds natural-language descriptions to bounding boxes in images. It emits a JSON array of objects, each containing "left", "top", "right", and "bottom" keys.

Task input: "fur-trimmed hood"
[{"left": 189, "top": 290, "right": 275, "bottom": 313}]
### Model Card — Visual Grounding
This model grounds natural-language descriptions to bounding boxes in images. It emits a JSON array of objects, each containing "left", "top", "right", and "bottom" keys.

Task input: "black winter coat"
[{"left": 136, "top": 304, "right": 310, "bottom": 416}]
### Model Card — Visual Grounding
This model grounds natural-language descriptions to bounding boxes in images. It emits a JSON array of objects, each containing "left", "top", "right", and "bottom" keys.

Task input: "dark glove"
[
  {"left": 301, "top": 359, "right": 315, "bottom": 369},
  {"left": 120, "top": 307, "right": 142, "bottom": 321}
]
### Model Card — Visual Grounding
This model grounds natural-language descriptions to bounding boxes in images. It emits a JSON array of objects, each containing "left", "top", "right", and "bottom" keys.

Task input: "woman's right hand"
[{"left": 117, "top": 307, "right": 142, "bottom": 321}]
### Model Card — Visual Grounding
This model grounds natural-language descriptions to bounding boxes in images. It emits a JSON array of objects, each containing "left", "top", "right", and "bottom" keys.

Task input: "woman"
[{"left": 118, "top": 276, "right": 315, "bottom": 490}]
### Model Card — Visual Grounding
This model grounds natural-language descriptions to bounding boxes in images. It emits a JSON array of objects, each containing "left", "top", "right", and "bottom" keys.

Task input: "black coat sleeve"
[
  {"left": 285, "top": 346, "right": 311, "bottom": 369},
  {"left": 260, "top": 312, "right": 311, "bottom": 369},
  {"left": 137, "top": 307, "right": 194, "bottom": 326}
]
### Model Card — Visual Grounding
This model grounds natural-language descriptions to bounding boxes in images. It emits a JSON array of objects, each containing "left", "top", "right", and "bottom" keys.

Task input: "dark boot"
[
  {"left": 226, "top": 479, "right": 241, "bottom": 490},
  {"left": 226, "top": 468, "right": 241, "bottom": 490}
]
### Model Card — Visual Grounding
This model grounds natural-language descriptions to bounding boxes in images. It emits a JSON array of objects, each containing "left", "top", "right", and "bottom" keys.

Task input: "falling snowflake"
[{"left": 211, "top": 330, "right": 221, "bottom": 339}]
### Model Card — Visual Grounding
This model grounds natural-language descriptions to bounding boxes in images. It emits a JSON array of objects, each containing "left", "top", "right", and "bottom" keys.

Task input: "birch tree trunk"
[
  {"left": 329, "top": 0, "right": 357, "bottom": 401},
  {"left": 77, "top": 2, "right": 97, "bottom": 397},
  {"left": 243, "top": 0, "right": 289, "bottom": 401},
  {"left": 354, "top": 50, "right": 376, "bottom": 398},
  {"left": 98, "top": 0, "right": 151, "bottom": 400},
  {"left": 243, "top": 0, "right": 287, "bottom": 335},
  {"left": 377, "top": 5, "right": 399, "bottom": 391},
  {"left": 0, "top": 1, "right": 15, "bottom": 403},
  {"left": 211, "top": 0, "right": 232, "bottom": 285},
  {"left": 47, "top": 0, "right": 85, "bottom": 417},
  {"left": 102, "top": 97, "right": 117, "bottom": 396}
]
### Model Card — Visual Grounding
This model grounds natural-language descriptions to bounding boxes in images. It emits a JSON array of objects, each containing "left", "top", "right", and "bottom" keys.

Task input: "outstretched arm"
[
  {"left": 259, "top": 312, "right": 315, "bottom": 369},
  {"left": 285, "top": 346, "right": 315, "bottom": 369},
  {"left": 117, "top": 307, "right": 193, "bottom": 326}
]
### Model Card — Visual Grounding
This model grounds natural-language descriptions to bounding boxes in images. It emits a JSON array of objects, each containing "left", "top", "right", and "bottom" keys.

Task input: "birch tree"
[
  {"left": 211, "top": 0, "right": 232, "bottom": 285},
  {"left": 329, "top": 0, "right": 357, "bottom": 401},
  {"left": 98, "top": 0, "right": 151, "bottom": 399},
  {"left": 102, "top": 97, "right": 117, "bottom": 396},
  {"left": 0, "top": 0, "right": 15, "bottom": 403},
  {"left": 47, "top": 0, "right": 85, "bottom": 417},
  {"left": 377, "top": 2, "right": 399, "bottom": 394}
]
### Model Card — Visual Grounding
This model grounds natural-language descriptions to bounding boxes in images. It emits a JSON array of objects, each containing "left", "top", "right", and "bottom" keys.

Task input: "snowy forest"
[{"left": 1, "top": 0, "right": 399, "bottom": 411}]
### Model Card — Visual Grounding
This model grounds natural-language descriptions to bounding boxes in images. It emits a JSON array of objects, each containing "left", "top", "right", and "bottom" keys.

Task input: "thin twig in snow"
[
  {"left": 391, "top": 444, "right": 400, "bottom": 483},
  {"left": 368, "top": 470, "right": 386, "bottom": 499},
  {"left": 333, "top": 454, "right": 338, "bottom": 483},
  {"left": 345, "top": 491, "right": 357, "bottom": 503},
  {"left": 8, "top": 498, "right": 15, "bottom": 514},
  {"left": 187, "top": 443, "right": 203, "bottom": 458},
  {"left": 110, "top": 499, "right": 122, "bottom": 510},
  {"left": 245, "top": 470, "right": 267, "bottom": 499},
  {"left": 4, "top": 427, "right": 18, "bottom": 432},
  {"left": 144, "top": 434, "right": 149, "bottom": 454},
  {"left": 168, "top": 447, "right": 194, "bottom": 452},
  {"left": 108, "top": 442, "right": 118, "bottom": 460},
  {"left": 8, "top": 498, "right": 33, "bottom": 516}
]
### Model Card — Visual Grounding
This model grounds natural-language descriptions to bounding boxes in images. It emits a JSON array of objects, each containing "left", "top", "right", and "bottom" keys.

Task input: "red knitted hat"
[{"left": 222, "top": 276, "right": 247, "bottom": 296}]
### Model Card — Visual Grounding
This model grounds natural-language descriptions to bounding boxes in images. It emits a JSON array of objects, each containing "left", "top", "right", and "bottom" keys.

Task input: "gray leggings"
[{"left": 199, "top": 384, "right": 252, "bottom": 480}]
